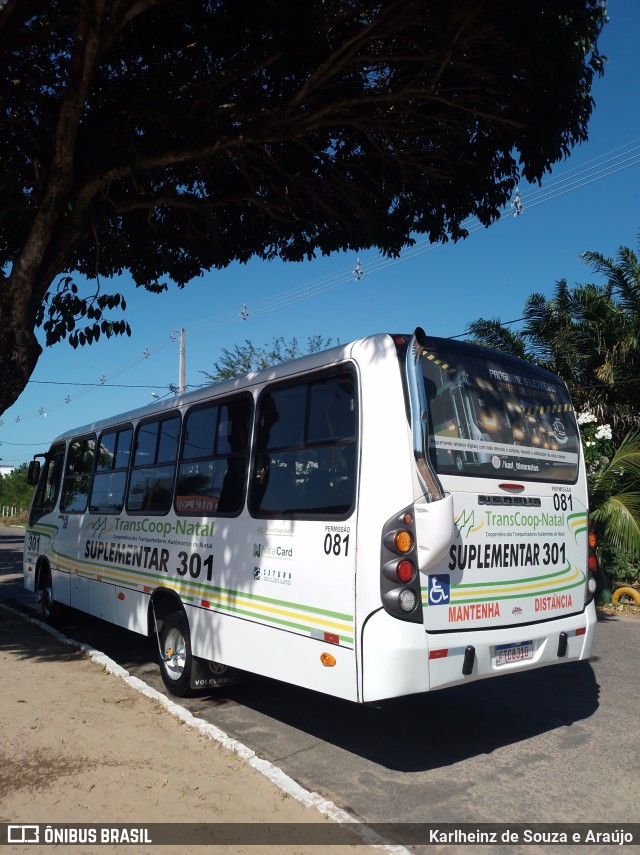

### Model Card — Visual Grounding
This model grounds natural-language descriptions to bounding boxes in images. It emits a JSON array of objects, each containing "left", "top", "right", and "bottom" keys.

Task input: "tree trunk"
[{"left": 0, "top": 270, "right": 43, "bottom": 417}]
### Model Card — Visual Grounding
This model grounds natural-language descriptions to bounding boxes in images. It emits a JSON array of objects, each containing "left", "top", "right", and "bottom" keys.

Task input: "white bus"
[{"left": 24, "top": 329, "right": 598, "bottom": 702}]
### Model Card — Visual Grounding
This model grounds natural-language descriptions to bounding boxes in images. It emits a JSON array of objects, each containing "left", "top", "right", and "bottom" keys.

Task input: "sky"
[{"left": 2, "top": 0, "right": 640, "bottom": 469}]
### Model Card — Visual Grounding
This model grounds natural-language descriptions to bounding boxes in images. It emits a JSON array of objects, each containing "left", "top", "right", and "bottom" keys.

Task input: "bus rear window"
[{"left": 421, "top": 348, "right": 579, "bottom": 483}]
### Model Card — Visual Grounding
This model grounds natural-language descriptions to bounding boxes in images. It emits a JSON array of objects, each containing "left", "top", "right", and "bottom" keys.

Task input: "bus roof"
[{"left": 45, "top": 331, "right": 565, "bottom": 445}]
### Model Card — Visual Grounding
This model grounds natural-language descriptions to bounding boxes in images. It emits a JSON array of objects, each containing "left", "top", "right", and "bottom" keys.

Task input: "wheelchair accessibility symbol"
[{"left": 427, "top": 574, "right": 450, "bottom": 606}]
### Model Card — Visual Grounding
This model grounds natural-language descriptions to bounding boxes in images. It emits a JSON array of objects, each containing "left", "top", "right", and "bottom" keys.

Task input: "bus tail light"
[
  {"left": 586, "top": 519, "right": 598, "bottom": 601},
  {"left": 398, "top": 589, "right": 418, "bottom": 612},
  {"left": 384, "top": 529, "right": 413, "bottom": 554},
  {"left": 380, "top": 506, "right": 423, "bottom": 624},
  {"left": 396, "top": 559, "right": 415, "bottom": 583}
]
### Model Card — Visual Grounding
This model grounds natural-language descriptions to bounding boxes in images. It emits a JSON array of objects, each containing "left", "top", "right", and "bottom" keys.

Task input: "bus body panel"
[
  {"left": 35, "top": 499, "right": 359, "bottom": 698},
  {"left": 187, "top": 601, "right": 359, "bottom": 701},
  {"left": 53, "top": 566, "right": 71, "bottom": 606},
  {"left": 115, "top": 586, "right": 149, "bottom": 633},
  {"left": 422, "top": 484, "right": 589, "bottom": 632},
  {"left": 347, "top": 337, "right": 419, "bottom": 662},
  {"left": 361, "top": 610, "right": 430, "bottom": 702}
]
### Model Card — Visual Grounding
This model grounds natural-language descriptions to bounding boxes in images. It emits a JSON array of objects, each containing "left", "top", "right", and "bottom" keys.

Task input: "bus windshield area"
[{"left": 421, "top": 347, "right": 580, "bottom": 483}]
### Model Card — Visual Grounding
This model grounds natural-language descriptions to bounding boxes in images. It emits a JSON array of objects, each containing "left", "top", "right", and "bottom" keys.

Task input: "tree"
[
  {"left": 203, "top": 335, "right": 334, "bottom": 382},
  {"left": 588, "top": 431, "right": 640, "bottom": 559},
  {"left": 0, "top": 463, "right": 35, "bottom": 514},
  {"left": 467, "top": 238, "right": 640, "bottom": 586},
  {"left": 0, "top": 0, "right": 606, "bottom": 416},
  {"left": 467, "top": 238, "right": 640, "bottom": 426}
]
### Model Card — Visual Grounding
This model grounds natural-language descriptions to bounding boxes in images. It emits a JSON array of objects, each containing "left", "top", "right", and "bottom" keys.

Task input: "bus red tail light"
[{"left": 396, "top": 559, "right": 415, "bottom": 583}]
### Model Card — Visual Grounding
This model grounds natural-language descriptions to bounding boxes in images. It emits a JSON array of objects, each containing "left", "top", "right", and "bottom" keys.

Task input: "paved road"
[{"left": 2, "top": 526, "right": 638, "bottom": 845}]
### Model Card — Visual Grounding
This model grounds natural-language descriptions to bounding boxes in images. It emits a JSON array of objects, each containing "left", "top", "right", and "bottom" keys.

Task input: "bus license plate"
[{"left": 495, "top": 641, "right": 533, "bottom": 667}]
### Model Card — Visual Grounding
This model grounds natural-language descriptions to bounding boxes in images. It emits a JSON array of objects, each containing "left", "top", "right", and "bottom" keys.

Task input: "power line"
[{"left": 29, "top": 380, "right": 171, "bottom": 389}]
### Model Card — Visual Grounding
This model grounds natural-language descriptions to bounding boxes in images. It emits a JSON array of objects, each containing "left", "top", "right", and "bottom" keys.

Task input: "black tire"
[
  {"left": 39, "top": 567, "right": 66, "bottom": 625},
  {"left": 158, "top": 610, "right": 193, "bottom": 697}
]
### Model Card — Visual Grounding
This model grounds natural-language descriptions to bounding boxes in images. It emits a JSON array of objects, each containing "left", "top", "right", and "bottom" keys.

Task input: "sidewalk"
[{"left": 0, "top": 606, "right": 375, "bottom": 854}]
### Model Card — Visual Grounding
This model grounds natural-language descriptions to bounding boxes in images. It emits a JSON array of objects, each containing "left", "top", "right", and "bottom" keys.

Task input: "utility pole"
[{"left": 178, "top": 327, "right": 186, "bottom": 394}]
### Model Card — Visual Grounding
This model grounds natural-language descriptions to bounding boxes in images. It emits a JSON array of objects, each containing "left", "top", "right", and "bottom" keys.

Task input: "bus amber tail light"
[{"left": 384, "top": 529, "right": 413, "bottom": 554}]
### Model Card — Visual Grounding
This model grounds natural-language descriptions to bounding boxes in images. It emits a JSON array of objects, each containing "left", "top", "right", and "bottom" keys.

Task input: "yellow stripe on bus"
[
  {"left": 51, "top": 554, "right": 353, "bottom": 634},
  {"left": 449, "top": 565, "right": 581, "bottom": 599}
]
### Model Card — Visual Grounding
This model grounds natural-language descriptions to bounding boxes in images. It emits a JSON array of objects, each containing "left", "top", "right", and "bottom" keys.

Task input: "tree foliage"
[
  {"left": 468, "top": 237, "right": 640, "bottom": 570},
  {"left": 589, "top": 431, "right": 640, "bottom": 560},
  {"left": 0, "top": 0, "right": 606, "bottom": 415},
  {"left": 203, "top": 335, "right": 334, "bottom": 383},
  {"left": 467, "top": 237, "right": 640, "bottom": 427},
  {"left": 0, "top": 464, "right": 35, "bottom": 514}
]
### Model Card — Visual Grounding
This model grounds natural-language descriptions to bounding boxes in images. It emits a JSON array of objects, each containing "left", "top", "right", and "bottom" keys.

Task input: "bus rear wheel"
[{"left": 159, "top": 610, "right": 193, "bottom": 697}]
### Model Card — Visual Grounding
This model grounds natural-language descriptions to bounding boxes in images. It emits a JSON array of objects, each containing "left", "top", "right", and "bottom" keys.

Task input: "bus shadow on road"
[{"left": 227, "top": 660, "right": 599, "bottom": 772}]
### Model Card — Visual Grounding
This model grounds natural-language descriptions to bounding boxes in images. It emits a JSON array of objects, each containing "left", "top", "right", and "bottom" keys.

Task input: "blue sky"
[{"left": 2, "top": 0, "right": 640, "bottom": 468}]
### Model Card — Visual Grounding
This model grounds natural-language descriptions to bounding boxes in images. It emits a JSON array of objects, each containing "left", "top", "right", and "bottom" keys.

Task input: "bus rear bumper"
[
  {"left": 426, "top": 601, "right": 597, "bottom": 691},
  {"left": 360, "top": 603, "right": 596, "bottom": 702}
]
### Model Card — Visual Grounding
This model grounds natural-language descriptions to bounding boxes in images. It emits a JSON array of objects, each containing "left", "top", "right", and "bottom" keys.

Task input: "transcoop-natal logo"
[
  {"left": 253, "top": 542, "right": 294, "bottom": 559},
  {"left": 256, "top": 525, "right": 294, "bottom": 538},
  {"left": 86, "top": 516, "right": 113, "bottom": 539},
  {"left": 454, "top": 509, "right": 484, "bottom": 539},
  {"left": 86, "top": 516, "right": 215, "bottom": 538}
]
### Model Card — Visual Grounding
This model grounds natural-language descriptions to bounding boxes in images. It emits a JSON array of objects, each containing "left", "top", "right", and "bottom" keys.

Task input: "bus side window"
[
  {"left": 250, "top": 372, "right": 356, "bottom": 517},
  {"left": 60, "top": 436, "right": 96, "bottom": 513},
  {"left": 30, "top": 442, "right": 66, "bottom": 524},
  {"left": 90, "top": 426, "right": 132, "bottom": 514},
  {"left": 127, "top": 414, "right": 180, "bottom": 513},
  {"left": 176, "top": 396, "right": 251, "bottom": 516}
]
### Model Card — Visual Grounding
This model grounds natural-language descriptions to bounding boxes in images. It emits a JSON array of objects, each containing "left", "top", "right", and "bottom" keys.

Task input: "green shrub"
[{"left": 599, "top": 543, "right": 640, "bottom": 586}]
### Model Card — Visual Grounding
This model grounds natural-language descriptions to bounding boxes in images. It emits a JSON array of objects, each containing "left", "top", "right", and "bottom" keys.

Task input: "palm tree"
[
  {"left": 464, "top": 317, "right": 533, "bottom": 361},
  {"left": 467, "top": 238, "right": 640, "bottom": 428},
  {"left": 467, "top": 238, "right": 640, "bottom": 591},
  {"left": 589, "top": 431, "right": 640, "bottom": 558},
  {"left": 579, "top": 241, "right": 640, "bottom": 423}
]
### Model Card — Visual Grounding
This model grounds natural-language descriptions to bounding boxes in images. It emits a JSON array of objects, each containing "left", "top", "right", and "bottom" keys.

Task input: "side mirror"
[{"left": 27, "top": 460, "right": 41, "bottom": 486}]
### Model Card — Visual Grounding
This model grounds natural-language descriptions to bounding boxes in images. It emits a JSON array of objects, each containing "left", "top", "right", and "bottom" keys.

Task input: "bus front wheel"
[
  {"left": 159, "top": 610, "right": 193, "bottom": 697},
  {"left": 39, "top": 566, "right": 66, "bottom": 625}
]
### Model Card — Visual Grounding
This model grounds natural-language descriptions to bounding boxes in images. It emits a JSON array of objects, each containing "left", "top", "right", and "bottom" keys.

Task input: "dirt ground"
[{"left": 0, "top": 606, "right": 377, "bottom": 855}]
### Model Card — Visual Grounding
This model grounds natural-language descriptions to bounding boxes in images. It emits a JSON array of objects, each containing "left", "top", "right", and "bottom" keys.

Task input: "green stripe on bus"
[
  {"left": 423, "top": 575, "right": 586, "bottom": 606},
  {"left": 445, "top": 577, "right": 586, "bottom": 605},
  {"left": 451, "top": 562, "right": 573, "bottom": 589},
  {"left": 51, "top": 547, "right": 353, "bottom": 622}
]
